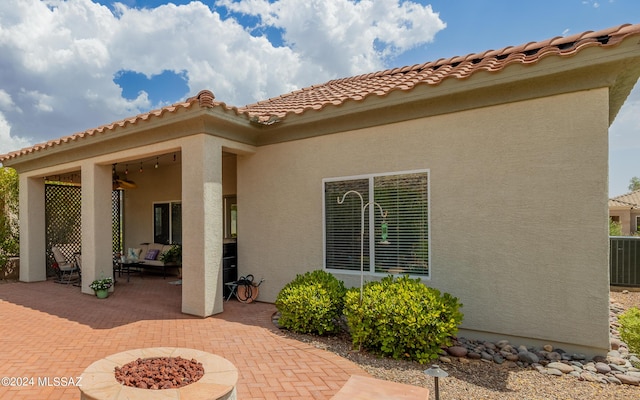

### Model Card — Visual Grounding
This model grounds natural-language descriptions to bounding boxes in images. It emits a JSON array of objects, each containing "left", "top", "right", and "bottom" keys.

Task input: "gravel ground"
[{"left": 282, "top": 290, "right": 640, "bottom": 399}]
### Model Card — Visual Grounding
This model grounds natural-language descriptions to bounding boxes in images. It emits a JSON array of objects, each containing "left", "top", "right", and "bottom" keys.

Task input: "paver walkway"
[{"left": 0, "top": 275, "right": 368, "bottom": 399}]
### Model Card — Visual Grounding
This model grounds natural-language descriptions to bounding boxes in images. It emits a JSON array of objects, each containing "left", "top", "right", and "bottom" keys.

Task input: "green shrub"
[
  {"left": 609, "top": 218, "right": 622, "bottom": 236},
  {"left": 276, "top": 270, "right": 347, "bottom": 335},
  {"left": 619, "top": 307, "right": 640, "bottom": 354},
  {"left": 0, "top": 167, "right": 19, "bottom": 273},
  {"left": 343, "top": 275, "right": 463, "bottom": 364}
]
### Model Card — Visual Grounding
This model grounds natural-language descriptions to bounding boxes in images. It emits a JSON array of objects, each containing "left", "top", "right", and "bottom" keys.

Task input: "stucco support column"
[
  {"left": 19, "top": 175, "right": 46, "bottom": 282},
  {"left": 181, "top": 134, "right": 223, "bottom": 316},
  {"left": 80, "top": 162, "right": 113, "bottom": 295}
]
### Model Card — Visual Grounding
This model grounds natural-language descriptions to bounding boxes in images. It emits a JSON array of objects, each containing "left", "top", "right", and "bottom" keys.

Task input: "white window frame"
[{"left": 323, "top": 169, "right": 430, "bottom": 278}]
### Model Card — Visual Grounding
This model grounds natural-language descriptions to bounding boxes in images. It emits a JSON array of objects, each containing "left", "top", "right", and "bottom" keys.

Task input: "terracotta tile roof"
[
  {"left": 609, "top": 190, "right": 640, "bottom": 209},
  {"left": 0, "top": 90, "right": 234, "bottom": 162},
  {"left": 240, "top": 23, "right": 640, "bottom": 122},
  {"left": 1, "top": 23, "right": 639, "bottom": 163}
]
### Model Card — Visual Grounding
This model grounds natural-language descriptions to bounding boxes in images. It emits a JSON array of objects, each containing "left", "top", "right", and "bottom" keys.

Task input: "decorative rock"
[
  {"left": 467, "top": 352, "right": 481, "bottom": 360},
  {"left": 571, "top": 353, "right": 586, "bottom": 361},
  {"left": 580, "top": 372, "right": 601, "bottom": 383},
  {"left": 505, "top": 353, "right": 519, "bottom": 362},
  {"left": 615, "top": 374, "right": 640, "bottom": 386},
  {"left": 484, "top": 341, "right": 497, "bottom": 351},
  {"left": 610, "top": 363, "right": 627, "bottom": 373},
  {"left": 608, "top": 350, "right": 622, "bottom": 359},
  {"left": 547, "top": 362, "right": 574, "bottom": 374},
  {"left": 606, "top": 376, "right": 622, "bottom": 385},
  {"left": 608, "top": 356, "right": 626, "bottom": 366},
  {"left": 546, "top": 352, "right": 561, "bottom": 361},
  {"left": 438, "top": 298, "right": 639, "bottom": 386},
  {"left": 595, "top": 362, "right": 611, "bottom": 374},
  {"left": 610, "top": 338, "right": 623, "bottom": 350},
  {"left": 569, "top": 371, "right": 581, "bottom": 378},
  {"left": 545, "top": 368, "right": 563, "bottom": 376},
  {"left": 481, "top": 352, "right": 493, "bottom": 361},
  {"left": 447, "top": 346, "right": 468, "bottom": 358},
  {"left": 518, "top": 351, "right": 539, "bottom": 364},
  {"left": 502, "top": 344, "right": 514, "bottom": 353},
  {"left": 569, "top": 361, "right": 583, "bottom": 368}
]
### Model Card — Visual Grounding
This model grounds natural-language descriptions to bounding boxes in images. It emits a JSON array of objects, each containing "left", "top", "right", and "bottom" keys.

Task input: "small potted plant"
[
  {"left": 89, "top": 277, "right": 114, "bottom": 299},
  {"left": 160, "top": 244, "right": 182, "bottom": 265}
]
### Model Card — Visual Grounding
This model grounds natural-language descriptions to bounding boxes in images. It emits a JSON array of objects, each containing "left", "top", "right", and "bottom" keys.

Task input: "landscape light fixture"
[{"left": 424, "top": 364, "right": 448, "bottom": 400}]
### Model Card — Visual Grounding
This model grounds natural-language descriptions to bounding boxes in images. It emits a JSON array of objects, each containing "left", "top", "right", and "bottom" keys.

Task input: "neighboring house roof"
[
  {"left": 1, "top": 23, "right": 640, "bottom": 164},
  {"left": 609, "top": 190, "right": 640, "bottom": 209}
]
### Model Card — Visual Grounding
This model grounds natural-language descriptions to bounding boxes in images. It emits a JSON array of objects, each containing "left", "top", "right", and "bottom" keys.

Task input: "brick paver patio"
[{"left": 0, "top": 275, "right": 368, "bottom": 399}]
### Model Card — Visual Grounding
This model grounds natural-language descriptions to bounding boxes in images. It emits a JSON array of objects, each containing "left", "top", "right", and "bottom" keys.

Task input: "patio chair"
[
  {"left": 52, "top": 246, "right": 80, "bottom": 285},
  {"left": 73, "top": 252, "right": 82, "bottom": 286}
]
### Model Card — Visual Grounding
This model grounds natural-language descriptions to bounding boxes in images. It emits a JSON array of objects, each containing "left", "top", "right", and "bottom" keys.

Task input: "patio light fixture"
[
  {"left": 337, "top": 190, "right": 389, "bottom": 302},
  {"left": 424, "top": 364, "right": 448, "bottom": 400}
]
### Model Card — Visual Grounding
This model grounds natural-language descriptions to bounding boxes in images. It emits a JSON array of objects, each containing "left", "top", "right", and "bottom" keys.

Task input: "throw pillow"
[
  {"left": 127, "top": 247, "right": 141, "bottom": 260},
  {"left": 144, "top": 249, "right": 160, "bottom": 260}
]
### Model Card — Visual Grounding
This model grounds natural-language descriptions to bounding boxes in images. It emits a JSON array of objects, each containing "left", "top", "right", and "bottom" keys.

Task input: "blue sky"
[{"left": 0, "top": 0, "right": 638, "bottom": 196}]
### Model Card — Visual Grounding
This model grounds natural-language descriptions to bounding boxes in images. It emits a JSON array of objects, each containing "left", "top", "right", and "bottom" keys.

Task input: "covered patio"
[{"left": 6, "top": 92, "right": 252, "bottom": 317}]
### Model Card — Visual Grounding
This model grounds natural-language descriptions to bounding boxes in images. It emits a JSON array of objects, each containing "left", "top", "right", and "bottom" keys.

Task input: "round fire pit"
[{"left": 79, "top": 347, "right": 237, "bottom": 400}]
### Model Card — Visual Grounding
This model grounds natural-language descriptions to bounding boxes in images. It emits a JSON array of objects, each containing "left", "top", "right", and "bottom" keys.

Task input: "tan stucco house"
[
  {"left": 2, "top": 23, "right": 640, "bottom": 356},
  {"left": 610, "top": 190, "right": 640, "bottom": 235}
]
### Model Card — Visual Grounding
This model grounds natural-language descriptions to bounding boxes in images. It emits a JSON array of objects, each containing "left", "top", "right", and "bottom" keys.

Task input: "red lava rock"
[{"left": 114, "top": 357, "right": 204, "bottom": 389}]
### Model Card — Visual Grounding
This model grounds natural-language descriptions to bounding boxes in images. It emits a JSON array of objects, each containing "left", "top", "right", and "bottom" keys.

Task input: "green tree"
[
  {"left": 629, "top": 176, "right": 640, "bottom": 192},
  {"left": 0, "top": 167, "right": 19, "bottom": 271},
  {"left": 610, "top": 218, "right": 622, "bottom": 236}
]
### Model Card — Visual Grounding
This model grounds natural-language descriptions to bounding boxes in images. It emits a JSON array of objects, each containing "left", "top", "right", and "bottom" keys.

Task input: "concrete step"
[{"left": 331, "top": 374, "right": 430, "bottom": 400}]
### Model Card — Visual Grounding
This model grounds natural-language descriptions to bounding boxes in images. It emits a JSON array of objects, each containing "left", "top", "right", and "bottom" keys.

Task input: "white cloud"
[
  {"left": 0, "top": 0, "right": 446, "bottom": 148},
  {"left": 0, "top": 111, "right": 32, "bottom": 157},
  {"left": 218, "top": 0, "right": 446, "bottom": 76},
  {"left": 582, "top": 0, "right": 600, "bottom": 8},
  {"left": 610, "top": 82, "right": 640, "bottom": 150},
  {"left": 0, "top": 90, "right": 16, "bottom": 111}
]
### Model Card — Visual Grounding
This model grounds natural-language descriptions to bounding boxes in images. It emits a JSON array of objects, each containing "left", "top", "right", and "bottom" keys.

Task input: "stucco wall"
[
  {"left": 237, "top": 89, "right": 610, "bottom": 354},
  {"left": 123, "top": 160, "right": 182, "bottom": 248},
  {"left": 123, "top": 152, "right": 237, "bottom": 247}
]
